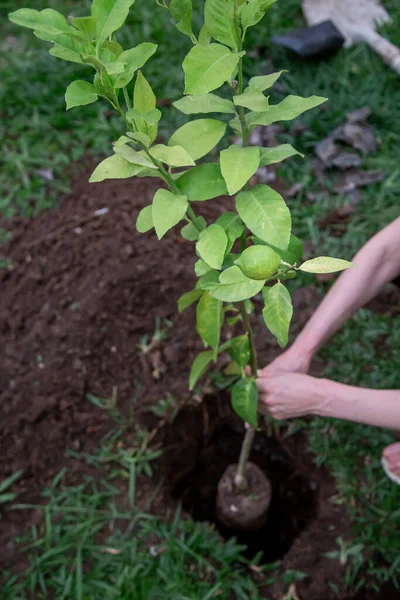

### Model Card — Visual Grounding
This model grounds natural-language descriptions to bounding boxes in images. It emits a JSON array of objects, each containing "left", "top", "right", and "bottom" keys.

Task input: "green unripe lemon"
[{"left": 235, "top": 245, "right": 281, "bottom": 280}]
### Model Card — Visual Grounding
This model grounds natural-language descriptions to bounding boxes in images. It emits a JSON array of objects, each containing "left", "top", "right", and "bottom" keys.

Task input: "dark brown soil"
[{"left": 0, "top": 167, "right": 397, "bottom": 598}]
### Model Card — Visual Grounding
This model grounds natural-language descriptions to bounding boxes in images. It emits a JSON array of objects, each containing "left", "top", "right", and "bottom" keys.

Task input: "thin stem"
[
  {"left": 122, "top": 87, "right": 132, "bottom": 111},
  {"left": 235, "top": 302, "right": 259, "bottom": 491}
]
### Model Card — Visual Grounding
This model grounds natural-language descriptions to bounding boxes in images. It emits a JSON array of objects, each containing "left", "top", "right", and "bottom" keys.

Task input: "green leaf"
[
  {"left": 89, "top": 154, "right": 142, "bottom": 182},
  {"left": 114, "top": 43, "right": 157, "bottom": 88},
  {"left": 236, "top": 184, "right": 291, "bottom": 250},
  {"left": 91, "top": 0, "right": 136, "bottom": 48},
  {"left": 254, "top": 234, "right": 304, "bottom": 264},
  {"left": 114, "top": 145, "right": 156, "bottom": 169},
  {"left": 196, "top": 224, "right": 228, "bottom": 270},
  {"left": 227, "top": 335, "right": 250, "bottom": 369},
  {"left": 240, "top": 0, "right": 277, "bottom": 31},
  {"left": 181, "top": 221, "right": 204, "bottom": 241},
  {"left": 205, "top": 266, "right": 265, "bottom": 302},
  {"left": 299, "top": 257, "right": 354, "bottom": 274},
  {"left": 215, "top": 212, "right": 244, "bottom": 251},
  {"left": 65, "top": 80, "right": 98, "bottom": 110},
  {"left": 169, "top": 0, "right": 193, "bottom": 38},
  {"left": 127, "top": 108, "right": 161, "bottom": 126},
  {"left": 204, "top": 0, "right": 239, "bottom": 50},
  {"left": 246, "top": 70, "right": 286, "bottom": 92},
  {"left": 70, "top": 16, "right": 97, "bottom": 41},
  {"left": 196, "top": 292, "right": 222, "bottom": 354},
  {"left": 81, "top": 53, "right": 106, "bottom": 72},
  {"left": 127, "top": 131, "right": 151, "bottom": 146},
  {"left": 149, "top": 144, "right": 195, "bottom": 167},
  {"left": 195, "top": 259, "right": 213, "bottom": 276},
  {"left": 234, "top": 92, "right": 269, "bottom": 112},
  {"left": 49, "top": 43, "right": 82, "bottom": 64},
  {"left": 259, "top": 144, "right": 303, "bottom": 167},
  {"left": 169, "top": 119, "right": 226, "bottom": 161},
  {"left": 136, "top": 205, "right": 153, "bottom": 233},
  {"left": 220, "top": 145, "right": 260, "bottom": 196},
  {"left": 196, "top": 269, "right": 220, "bottom": 290},
  {"left": 9, "top": 8, "right": 74, "bottom": 38},
  {"left": 173, "top": 94, "right": 235, "bottom": 115},
  {"left": 247, "top": 95, "right": 328, "bottom": 128},
  {"left": 152, "top": 189, "right": 188, "bottom": 239},
  {"left": 103, "top": 39, "right": 124, "bottom": 56},
  {"left": 183, "top": 44, "right": 242, "bottom": 95},
  {"left": 198, "top": 24, "right": 211, "bottom": 45},
  {"left": 189, "top": 351, "right": 214, "bottom": 390},
  {"left": 231, "top": 378, "right": 258, "bottom": 428},
  {"left": 178, "top": 289, "right": 203, "bottom": 313},
  {"left": 176, "top": 163, "right": 227, "bottom": 201},
  {"left": 262, "top": 282, "right": 293, "bottom": 348},
  {"left": 134, "top": 71, "right": 156, "bottom": 114}
]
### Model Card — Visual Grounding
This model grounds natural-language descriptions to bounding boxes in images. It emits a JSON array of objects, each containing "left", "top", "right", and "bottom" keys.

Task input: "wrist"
[{"left": 283, "top": 343, "right": 314, "bottom": 373}]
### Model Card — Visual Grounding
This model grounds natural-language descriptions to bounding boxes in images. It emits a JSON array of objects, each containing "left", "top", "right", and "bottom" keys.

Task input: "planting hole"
[{"left": 163, "top": 395, "right": 319, "bottom": 563}]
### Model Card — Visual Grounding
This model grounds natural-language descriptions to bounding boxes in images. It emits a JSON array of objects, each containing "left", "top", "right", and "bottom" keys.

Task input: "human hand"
[
  {"left": 257, "top": 345, "right": 312, "bottom": 379},
  {"left": 256, "top": 372, "right": 325, "bottom": 421}
]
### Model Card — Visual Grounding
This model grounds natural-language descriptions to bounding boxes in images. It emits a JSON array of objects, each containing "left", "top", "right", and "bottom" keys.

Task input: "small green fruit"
[{"left": 235, "top": 245, "right": 281, "bottom": 280}]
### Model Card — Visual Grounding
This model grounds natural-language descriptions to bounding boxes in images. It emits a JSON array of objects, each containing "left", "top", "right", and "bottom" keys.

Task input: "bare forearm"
[
  {"left": 316, "top": 379, "right": 400, "bottom": 430},
  {"left": 294, "top": 218, "right": 400, "bottom": 359}
]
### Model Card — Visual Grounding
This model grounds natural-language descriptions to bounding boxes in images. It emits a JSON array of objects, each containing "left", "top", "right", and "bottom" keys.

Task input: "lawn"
[{"left": 1, "top": 0, "right": 400, "bottom": 598}]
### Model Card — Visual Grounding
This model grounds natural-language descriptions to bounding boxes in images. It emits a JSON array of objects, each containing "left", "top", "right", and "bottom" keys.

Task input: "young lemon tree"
[{"left": 10, "top": 0, "right": 352, "bottom": 491}]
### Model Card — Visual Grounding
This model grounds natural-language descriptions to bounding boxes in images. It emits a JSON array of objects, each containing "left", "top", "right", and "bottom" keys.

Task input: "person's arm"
[
  {"left": 257, "top": 372, "right": 400, "bottom": 430},
  {"left": 265, "top": 217, "right": 400, "bottom": 374}
]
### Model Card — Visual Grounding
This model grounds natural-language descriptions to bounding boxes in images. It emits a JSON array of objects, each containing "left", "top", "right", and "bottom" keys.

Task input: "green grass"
[
  {"left": 2, "top": 467, "right": 287, "bottom": 599},
  {"left": 1, "top": 0, "right": 400, "bottom": 593}
]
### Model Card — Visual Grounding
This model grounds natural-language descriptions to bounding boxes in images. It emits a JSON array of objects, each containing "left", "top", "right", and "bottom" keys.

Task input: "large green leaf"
[
  {"left": 9, "top": 8, "right": 76, "bottom": 38},
  {"left": 205, "top": 266, "right": 265, "bottom": 302},
  {"left": 246, "top": 70, "right": 285, "bottom": 92},
  {"left": 220, "top": 145, "right": 260, "bottom": 196},
  {"left": 247, "top": 95, "right": 328, "bottom": 128},
  {"left": 196, "top": 292, "right": 222, "bottom": 354},
  {"left": 176, "top": 164, "right": 228, "bottom": 201},
  {"left": 299, "top": 257, "right": 354, "bottom": 274},
  {"left": 174, "top": 94, "right": 235, "bottom": 115},
  {"left": 215, "top": 212, "right": 244, "bottom": 252},
  {"left": 149, "top": 144, "right": 195, "bottom": 167},
  {"left": 204, "top": 0, "right": 239, "bottom": 50},
  {"left": 240, "top": 0, "right": 277, "bottom": 31},
  {"left": 196, "top": 224, "right": 228, "bottom": 270},
  {"left": 65, "top": 80, "right": 98, "bottom": 110},
  {"left": 227, "top": 335, "right": 250, "bottom": 369},
  {"left": 169, "top": 119, "right": 226, "bottom": 161},
  {"left": 178, "top": 289, "right": 203, "bottom": 313},
  {"left": 169, "top": 0, "right": 193, "bottom": 38},
  {"left": 91, "top": 0, "right": 136, "bottom": 48},
  {"left": 234, "top": 92, "right": 269, "bottom": 112},
  {"left": 136, "top": 205, "right": 153, "bottom": 233},
  {"left": 262, "top": 283, "right": 293, "bottom": 348},
  {"left": 114, "top": 43, "right": 157, "bottom": 88},
  {"left": 231, "top": 378, "right": 258, "bottom": 428},
  {"left": 259, "top": 144, "right": 303, "bottom": 167},
  {"left": 236, "top": 184, "right": 291, "bottom": 250},
  {"left": 152, "top": 189, "right": 188, "bottom": 239},
  {"left": 189, "top": 350, "right": 214, "bottom": 390},
  {"left": 183, "top": 44, "right": 242, "bottom": 95},
  {"left": 89, "top": 154, "right": 142, "bottom": 182}
]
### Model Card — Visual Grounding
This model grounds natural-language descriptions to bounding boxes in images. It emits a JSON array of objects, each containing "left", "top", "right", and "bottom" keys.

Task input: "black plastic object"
[{"left": 271, "top": 20, "right": 345, "bottom": 58}]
